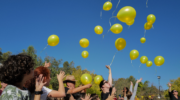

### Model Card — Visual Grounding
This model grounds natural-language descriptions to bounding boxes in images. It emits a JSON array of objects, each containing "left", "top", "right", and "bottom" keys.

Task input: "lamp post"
[{"left": 157, "top": 76, "right": 161, "bottom": 99}]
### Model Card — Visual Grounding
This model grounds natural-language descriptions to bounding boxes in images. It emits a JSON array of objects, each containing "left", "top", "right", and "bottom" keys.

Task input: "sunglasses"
[
  {"left": 174, "top": 91, "right": 178, "bottom": 92},
  {"left": 103, "top": 81, "right": 108, "bottom": 85}
]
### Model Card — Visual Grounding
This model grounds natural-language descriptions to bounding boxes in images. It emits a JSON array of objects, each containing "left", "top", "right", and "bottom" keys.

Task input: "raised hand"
[
  {"left": 130, "top": 81, "right": 133, "bottom": 85},
  {"left": 106, "top": 65, "right": 111, "bottom": 70},
  {"left": 57, "top": 71, "right": 66, "bottom": 81},
  {"left": 168, "top": 83, "right": 172, "bottom": 87},
  {"left": 44, "top": 61, "right": 51, "bottom": 68},
  {"left": 35, "top": 74, "right": 47, "bottom": 91},
  {"left": 85, "top": 84, "right": 92, "bottom": 88},
  {"left": 137, "top": 78, "right": 142, "bottom": 83}
]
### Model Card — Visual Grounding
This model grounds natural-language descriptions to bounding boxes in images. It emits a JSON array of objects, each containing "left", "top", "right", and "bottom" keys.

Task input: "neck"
[
  {"left": 15, "top": 78, "right": 27, "bottom": 90},
  {"left": 174, "top": 95, "right": 178, "bottom": 98},
  {"left": 103, "top": 88, "right": 110, "bottom": 93}
]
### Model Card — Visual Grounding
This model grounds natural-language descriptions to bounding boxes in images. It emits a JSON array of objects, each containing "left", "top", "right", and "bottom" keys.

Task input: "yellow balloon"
[
  {"left": 130, "top": 50, "right": 139, "bottom": 60},
  {"left": 94, "top": 25, "right": 103, "bottom": 35},
  {"left": 81, "top": 51, "right": 89, "bottom": 58},
  {"left": 115, "top": 38, "right": 126, "bottom": 51},
  {"left": 79, "top": 38, "right": 89, "bottom": 48},
  {"left": 94, "top": 75, "right": 103, "bottom": 85},
  {"left": 140, "top": 56, "right": 148, "bottom": 64},
  {"left": 140, "top": 37, "right": 146, "bottom": 43},
  {"left": 144, "top": 22, "right": 152, "bottom": 30},
  {"left": 141, "top": 96, "right": 144, "bottom": 98},
  {"left": 146, "top": 61, "right": 153, "bottom": 67},
  {"left": 47, "top": 35, "right": 60, "bottom": 46},
  {"left": 81, "top": 73, "right": 92, "bottom": 85},
  {"left": 117, "top": 6, "right": 136, "bottom": 23},
  {"left": 154, "top": 56, "right": 165, "bottom": 66},
  {"left": 147, "top": 14, "right": 156, "bottom": 24},
  {"left": 110, "top": 23, "right": 123, "bottom": 34},
  {"left": 149, "top": 96, "right": 151, "bottom": 98},
  {"left": 126, "top": 19, "right": 135, "bottom": 26},
  {"left": 103, "top": 1, "right": 112, "bottom": 11}
]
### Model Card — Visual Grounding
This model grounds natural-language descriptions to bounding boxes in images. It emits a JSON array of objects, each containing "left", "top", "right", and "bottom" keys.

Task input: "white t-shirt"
[{"left": 31, "top": 86, "right": 52, "bottom": 100}]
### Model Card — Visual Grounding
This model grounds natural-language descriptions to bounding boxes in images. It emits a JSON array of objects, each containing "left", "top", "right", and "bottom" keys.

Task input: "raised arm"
[
  {"left": 106, "top": 65, "right": 112, "bottom": 86},
  {"left": 168, "top": 83, "right": 171, "bottom": 92},
  {"left": 48, "top": 71, "right": 66, "bottom": 98},
  {"left": 67, "top": 84, "right": 92, "bottom": 94},
  {"left": 130, "top": 78, "right": 142, "bottom": 100},
  {"left": 130, "top": 81, "right": 133, "bottom": 92}
]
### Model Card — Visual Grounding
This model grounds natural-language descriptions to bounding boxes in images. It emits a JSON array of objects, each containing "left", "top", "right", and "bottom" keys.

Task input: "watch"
[{"left": 34, "top": 91, "right": 43, "bottom": 95}]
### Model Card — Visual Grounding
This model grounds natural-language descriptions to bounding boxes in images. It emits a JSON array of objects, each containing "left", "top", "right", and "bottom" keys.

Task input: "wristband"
[{"left": 34, "top": 91, "right": 43, "bottom": 95}]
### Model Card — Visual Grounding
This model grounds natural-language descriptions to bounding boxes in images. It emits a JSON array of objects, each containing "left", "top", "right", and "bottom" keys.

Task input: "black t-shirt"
[
  {"left": 64, "top": 87, "right": 80, "bottom": 100},
  {"left": 101, "top": 87, "right": 112, "bottom": 100},
  {"left": 169, "top": 92, "right": 180, "bottom": 100}
]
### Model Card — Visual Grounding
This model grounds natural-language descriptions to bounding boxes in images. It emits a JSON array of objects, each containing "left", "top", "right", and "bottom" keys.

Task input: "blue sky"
[{"left": 0, "top": 0, "right": 180, "bottom": 90}]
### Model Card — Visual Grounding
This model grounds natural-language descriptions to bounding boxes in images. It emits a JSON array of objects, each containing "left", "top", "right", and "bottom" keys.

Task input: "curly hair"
[
  {"left": 0, "top": 54, "right": 34, "bottom": 85},
  {"left": 24, "top": 66, "right": 50, "bottom": 93}
]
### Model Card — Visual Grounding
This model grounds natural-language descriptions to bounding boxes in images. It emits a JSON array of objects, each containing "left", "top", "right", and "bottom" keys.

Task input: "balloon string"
[
  {"left": 102, "top": 30, "right": 110, "bottom": 39},
  {"left": 112, "top": 0, "right": 121, "bottom": 17},
  {"left": 109, "top": 16, "right": 116, "bottom": 26},
  {"left": 131, "top": 60, "right": 134, "bottom": 67},
  {"left": 138, "top": 64, "right": 141, "bottom": 73},
  {"left": 109, "top": 51, "right": 118, "bottom": 67},
  {"left": 152, "top": 25, "right": 154, "bottom": 29},
  {"left": 128, "top": 25, "right": 130, "bottom": 29},
  {"left": 144, "top": 30, "right": 146, "bottom": 37},
  {"left": 146, "top": 0, "right": 148, "bottom": 8},
  {"left": 40, "top": 44, "right": 49, "bottom": 53},
  {"left": 100, "top": 10, "right": 102, "bottom": 19},
  {"left": 155, "top": 67, "right": 157, "bottom": 75}
]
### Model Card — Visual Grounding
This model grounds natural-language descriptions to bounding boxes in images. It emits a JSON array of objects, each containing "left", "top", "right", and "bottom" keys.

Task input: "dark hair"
[
  {"left": 123, "top": 87, "right": 132, "bottom": 99},
  {"left": 0, "top": 54, "right": 34, "bottom": 85},
  {"left": 25, "top": 66, "right": 50, "bottom": 93},
  {"left": 73, "top": 93, "right": 86, "bottom": 100},
  {"left": 91, "top": 94, "right": 99, "bottom": 100},
  {"left": 99, "top": 80, "right": 105, "bottom": 89}
]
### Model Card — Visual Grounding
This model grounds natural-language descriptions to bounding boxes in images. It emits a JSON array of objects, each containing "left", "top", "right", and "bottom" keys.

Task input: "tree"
[{"left": 2, "top": 51, "right": 12, "bottom": 62}]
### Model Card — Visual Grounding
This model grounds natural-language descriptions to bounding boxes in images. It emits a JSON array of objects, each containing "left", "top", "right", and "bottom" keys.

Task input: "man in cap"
[{"left": 63, "top": 75, "right": 92, "bottom": 100}]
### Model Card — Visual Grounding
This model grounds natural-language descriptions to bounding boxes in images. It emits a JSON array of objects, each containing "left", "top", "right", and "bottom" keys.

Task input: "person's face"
[
  {"left": 173, "top": 90, "right": 178, "bottom": 95},
  {"left": 102, "top": 80, "right": 111, "bottom": 88},
  {"left": 67, "top": 82, "right": 75, "bottom": 89}
]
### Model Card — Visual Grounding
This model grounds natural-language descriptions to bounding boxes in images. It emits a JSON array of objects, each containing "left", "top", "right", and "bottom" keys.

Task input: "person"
[
  {"left": 0, "top": 54, "right": 46, "bottom": 100},
  {"left": 99, "top": 65, "right": 114, "bottom": 100},
  {"left": 168, "top": 83, "right": 180, "bottom": 100},
  {"left": 0, "top": 82, "right": 7, "bottom": 96},
  {"left": 63, "top": 75, "right": 92, "bottom": 100},
  {"left": 90, "top": 94, "right": 100, "bottom": 100},
  {"left": 123, "top": 78, "right": 142, "bottom": 100},
  {"left": 25, "top": 66, "right": 66, "bottom": 100}
]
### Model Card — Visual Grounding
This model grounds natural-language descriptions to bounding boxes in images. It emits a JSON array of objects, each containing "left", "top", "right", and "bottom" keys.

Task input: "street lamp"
[{"left": 157, "top": 76, "right": 161, "bottom": 99}]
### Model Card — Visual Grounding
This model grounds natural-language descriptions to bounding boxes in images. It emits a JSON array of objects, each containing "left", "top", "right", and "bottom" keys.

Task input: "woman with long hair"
[{"left": 25, "top": 66, "right": 66, "bottom": 100}]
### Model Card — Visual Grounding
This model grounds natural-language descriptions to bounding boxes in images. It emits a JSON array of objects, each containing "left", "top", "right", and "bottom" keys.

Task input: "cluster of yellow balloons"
[
  {"left": 116, "top": 6, "right": 136, "bottom": 26},
  {"left": 79, "top": 38, "right": 89, "bottom": 58},
  {"left": 47, "top": 35, "right": 60, "bottom": 46},
  {"left": 144, "top": 14, "right": 156, "bottom": 30},
  {"left": 81, "top": 74, "right": 103, "bottom": 85},
  {"left": 130, "top": 49, "right": 165, "bottom": 67}
]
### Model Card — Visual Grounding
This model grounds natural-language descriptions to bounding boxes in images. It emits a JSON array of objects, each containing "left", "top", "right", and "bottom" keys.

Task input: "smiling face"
[
  {"left": 102, "top": 80, "right": 111, "bottom": 88},
  {"left": 173, "top": 90, "right": 178, "bottom": 95}
]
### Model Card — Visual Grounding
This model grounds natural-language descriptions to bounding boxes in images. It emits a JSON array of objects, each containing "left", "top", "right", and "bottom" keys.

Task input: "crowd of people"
[{"left": 0, "top": 54, "right": 179, "bottom": 100}]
